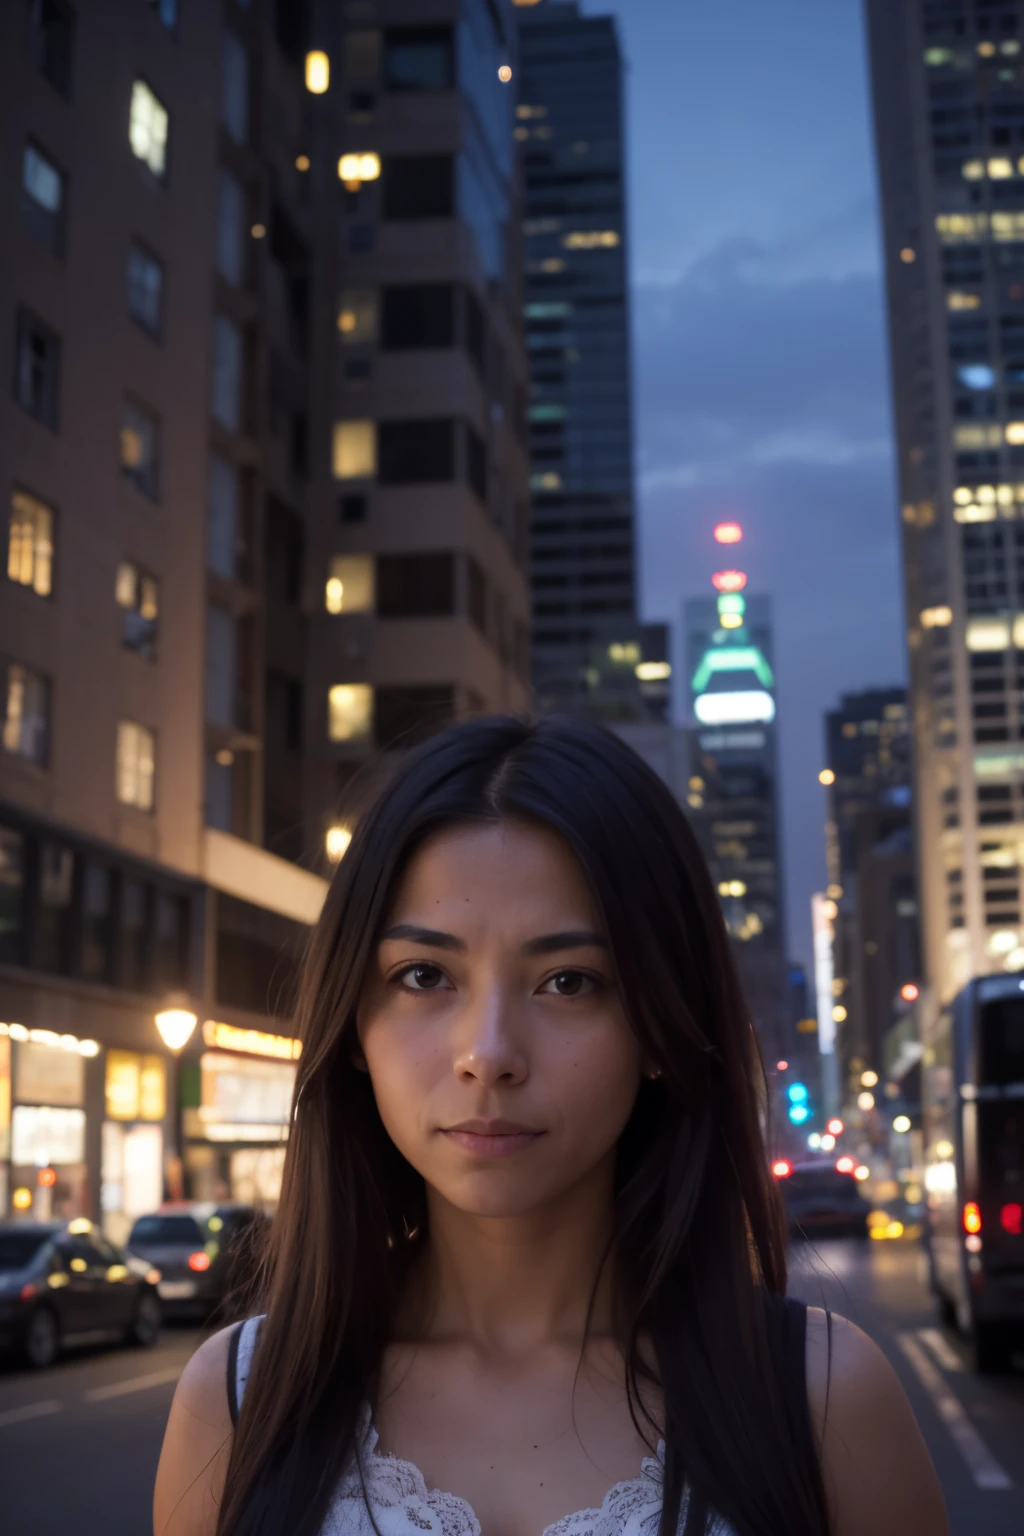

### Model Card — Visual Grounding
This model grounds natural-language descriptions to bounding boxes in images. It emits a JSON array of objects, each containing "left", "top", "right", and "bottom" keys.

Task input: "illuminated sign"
[
  {"left": 694, "top": 690, "right": 776, "bottom": 725},
  {"left": 202, "top": 1021, "right": 302, "bottom": 1060},
  {"left": 691, "top": 645, "right": 774, "bottom": 695},
  {"left": 712, "top": 570, "right": 747, "bottom": 593},
  {"left": 697, "top": 730, "right": 766, "bottom": 751}
]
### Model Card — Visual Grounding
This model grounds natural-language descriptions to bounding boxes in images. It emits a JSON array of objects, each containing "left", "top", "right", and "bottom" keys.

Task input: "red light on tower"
[
  {"left": 900, "top": 982, "right": 920, "bottom": 1003},
  {"left": 714, "top": 522, "right": 743, "bottom": 545},
  {"left": 712, "top": 570, "right": 747, "bottom": 593}
]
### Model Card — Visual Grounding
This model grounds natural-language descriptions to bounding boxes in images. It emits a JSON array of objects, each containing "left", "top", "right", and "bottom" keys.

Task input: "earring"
[{"left": 647, "top": 1068, "right": 663, "bottom": 1080}]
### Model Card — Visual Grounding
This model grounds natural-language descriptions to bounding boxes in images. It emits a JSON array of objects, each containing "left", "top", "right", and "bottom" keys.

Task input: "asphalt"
[{"left": 0, "top": 1241, "right": 1019, "bottom": 1535}]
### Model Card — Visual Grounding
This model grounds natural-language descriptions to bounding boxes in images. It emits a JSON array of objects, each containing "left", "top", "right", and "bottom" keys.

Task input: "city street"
[{"left": 0, "top": 1242, "right": 1019, "bottom": 1535}]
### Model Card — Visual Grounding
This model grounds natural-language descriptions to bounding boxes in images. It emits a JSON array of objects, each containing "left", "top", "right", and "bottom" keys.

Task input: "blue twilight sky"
[{"left": 582, "top": 0, "right": 906, "bottom": 977}]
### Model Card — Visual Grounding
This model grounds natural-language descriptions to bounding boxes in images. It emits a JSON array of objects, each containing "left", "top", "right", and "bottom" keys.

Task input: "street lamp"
[{"left": 154, "top": 1006, "right": 198, "bottom": 1052}]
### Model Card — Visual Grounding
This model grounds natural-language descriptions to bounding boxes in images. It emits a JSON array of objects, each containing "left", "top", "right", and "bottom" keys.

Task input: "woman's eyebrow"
[
  {"left": 379, "top": 923, "right": 466, "bottom": 952},
  {"left": 521, "top": 930, "right": 609, "bottom": 956}
]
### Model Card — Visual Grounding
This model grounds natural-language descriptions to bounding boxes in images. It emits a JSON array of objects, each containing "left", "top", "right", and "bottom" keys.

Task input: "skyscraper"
[
  {"left": 684, "top": 591, "right": 788, "bottom": 1058},
  {"left": 515, "top": 0, "right": 638, "bottom": 711},
  {"left": 865, "top": 1, "right": 1024, "bottom": 1005}
]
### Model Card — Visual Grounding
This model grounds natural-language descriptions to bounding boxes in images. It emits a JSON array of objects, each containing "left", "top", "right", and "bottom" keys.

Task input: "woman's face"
[{"left": 357, "top": 820, "right": 645, "bottom": 1219}]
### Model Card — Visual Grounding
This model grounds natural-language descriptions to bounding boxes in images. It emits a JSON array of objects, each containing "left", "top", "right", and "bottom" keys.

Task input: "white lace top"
[{"left": 232, "top": 1317, "right": 733, "bottom": 1536}]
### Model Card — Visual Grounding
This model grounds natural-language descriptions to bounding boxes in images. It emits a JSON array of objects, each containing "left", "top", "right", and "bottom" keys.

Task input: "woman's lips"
[{"left": 441, "top": 1123, "right": 545, "bottom": 1157}]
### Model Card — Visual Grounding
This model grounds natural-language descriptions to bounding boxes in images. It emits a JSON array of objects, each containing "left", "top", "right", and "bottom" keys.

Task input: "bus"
[{"left": 923, "top": 973, "right": 1024, "bottom": 1371}]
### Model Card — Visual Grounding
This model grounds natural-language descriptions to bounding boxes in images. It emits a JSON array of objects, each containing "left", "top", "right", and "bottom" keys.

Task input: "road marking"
[
  {"left": 0, "top": 1400, "right": 62, "bottom": 1429},
  {"left": 83, "top": 1366, "right": 183, "bottom": 1403},
  {"left": 896, "top": 1333, "right": 1013, "bottom": 1490},
  {"left": 916, "top": 1327, "right": 965, "bottom": 1372}
]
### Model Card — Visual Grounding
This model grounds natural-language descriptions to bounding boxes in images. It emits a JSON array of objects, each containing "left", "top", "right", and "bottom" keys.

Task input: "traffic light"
[{"left": 787, "top": 1081, "right": 810, "bottom": 1125}]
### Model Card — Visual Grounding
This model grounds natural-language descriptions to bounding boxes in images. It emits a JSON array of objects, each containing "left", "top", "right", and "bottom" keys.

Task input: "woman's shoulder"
[
  {"left": 153, "top": 1323, "right": 240, "bottom": 1536},
  {"left": 803, "top": 1306, "right": 950, "bottom": 1536}
]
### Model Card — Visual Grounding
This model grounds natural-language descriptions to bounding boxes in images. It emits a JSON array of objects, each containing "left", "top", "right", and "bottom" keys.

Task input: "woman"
[{"left": 155, "top": 716, "right": 949, "bottom": 1536}]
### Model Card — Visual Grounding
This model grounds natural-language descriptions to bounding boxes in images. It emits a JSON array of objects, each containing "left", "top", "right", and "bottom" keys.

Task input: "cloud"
[{"left": 631, "top": 226, "right": 905, "bottom": 974}]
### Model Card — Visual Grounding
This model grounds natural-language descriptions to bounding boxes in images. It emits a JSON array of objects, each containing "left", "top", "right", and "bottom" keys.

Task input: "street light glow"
[
  {"left": 305, "top": 51, "right": 330, "bottom": 94},
  {"left": 819, "top": 769, "right": 835, "bottom": 786},
  {"left": 893, "top": 1115, "right": 912, "bottom": 1133},
  {"left": 155, "top": 1007, "right": 198, "bottom": 1052},
  {"left": 857, "top": 1091, "right": 876, "bottom": 1111}
]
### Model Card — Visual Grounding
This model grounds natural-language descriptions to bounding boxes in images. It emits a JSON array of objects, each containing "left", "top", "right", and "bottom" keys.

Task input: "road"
[{"left": 0, "top": 1242, "right": 1020, "bottom": 1535}]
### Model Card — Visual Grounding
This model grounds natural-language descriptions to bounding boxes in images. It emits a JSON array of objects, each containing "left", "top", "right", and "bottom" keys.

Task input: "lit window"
[
  {"left": 957, "top": 364, "right": 994, "bottom": 388},
  {"left": 920, "top": 606, "right": 953, "bottom": 629},
  {"left": 936, "top": 213, "right": 987, "bottom": 243},
  {"left": 337, "top": 289, "right": 378, "bottom": 344},
  {"left": 116, "top": 721, "right": 156, "bottom": 810},
  {"left": 978, "top": 41, "right": 997, "bottom": 58},
  {"left": 120, "top": 399, "right": 160, "bottom": 500},
  {"left": 954, "top": 424, "right": 1001, "bottom": 449},
  {"left": 22, "top": 142, "right": 65, "bottom": 256},
  {"left": 332, "top": 421, "right": 377, "bottom": 479},
  {"left": 953, "top": 501, "right": 996, "bottom": 523},
  {"left": 115, "top": 561, "right": 159, "bottom": 661},
  {"left": 222, "top": 32, "right": 249, "bottom": 144},
  {"left": 337, "top": 152, "right": 381, "bottom": 187},
  {"left": 966, "top": 618, "right": 1011, "bottom": 652},
  {"left": 325, "top": 555, "right": 374, "bottom": 614},
  {"left": 7, "top": 490, "right": 54, "bottom": 598},
  {"left": 1007, "top": 423, "right": 1024, "bottom": 444},
  {"left": 305, "top": 50, "right": 329, "bottom": 93},
  {"left": 991, "top": 211, "right": 1024, "bottom": 242},
  {"left": 561, "top": 230, "right": 620, "bottom": 250},
  {"left": 2, "top": 660, "right": 49, "bottom": 766},
  {"left": 924, "top": 48, "right": 954, "bottom": 66},
  {"left": 129, "top": 80, "right": 169, "bottom": 179},
  {"left": 947, "top": 292, "right": 981, "bottom": 312},
  {"left": 989, "top": 157, "right": 1015, "bottom": 179},
  {"left": 327, "top": 684, "right": 373, "bottom": 742},
  {"left": 530, "top": 472, "right": 562, "bottom": 491},
  {"left": 962, "top": 159, "right": 986, "bottom": 180},
  {"left": 127, "top": 242, "right": 163, "bottom": 338}
]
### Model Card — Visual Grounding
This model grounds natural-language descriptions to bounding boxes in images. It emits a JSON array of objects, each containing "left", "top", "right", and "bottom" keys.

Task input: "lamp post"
[{"left": 154, "top": 1001, "right": 198, "bottom": 1202}]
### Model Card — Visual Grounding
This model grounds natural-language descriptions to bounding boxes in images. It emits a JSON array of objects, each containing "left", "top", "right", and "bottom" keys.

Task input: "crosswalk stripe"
[
  {"left": 0, "top": 1400, "right": 62, "bottom": 1429},
  {"left": 916, "top": 1327, "right": 965, "bottom": 1372},
  {"left": 83, "top": 1366, "right": 183, "bottom": 1403},
  {"left": 897, "top": 1332, "right": 1012, "bottom": 1490}
]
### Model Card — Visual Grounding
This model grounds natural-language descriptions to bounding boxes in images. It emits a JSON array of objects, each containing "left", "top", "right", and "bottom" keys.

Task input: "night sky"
[{"left": 592, "top": 0, "right": 906, "bottom": 976}]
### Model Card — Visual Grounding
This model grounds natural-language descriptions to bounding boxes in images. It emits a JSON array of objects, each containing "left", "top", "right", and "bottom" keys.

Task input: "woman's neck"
[{"left": 407, "top": 1153, "right": 618, "bottom": 1356}]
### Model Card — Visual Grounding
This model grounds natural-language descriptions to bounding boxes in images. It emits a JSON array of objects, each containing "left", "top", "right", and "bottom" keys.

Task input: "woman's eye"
[
  {"left": 397, "top": 963, "right": 449, "bottom": 992},
  {"left": 540, "top": 970, "right": 595, "bottom": 998}
]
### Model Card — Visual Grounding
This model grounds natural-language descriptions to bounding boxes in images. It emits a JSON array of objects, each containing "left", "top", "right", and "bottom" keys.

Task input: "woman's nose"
[{"left": 451, "top": 985, "right": 529, "bottom": 1085}]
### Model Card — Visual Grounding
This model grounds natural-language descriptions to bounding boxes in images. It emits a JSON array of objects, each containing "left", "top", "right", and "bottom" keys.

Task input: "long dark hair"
[{"left": 217, "top": 716, "right": 829, "bottom": 1536}]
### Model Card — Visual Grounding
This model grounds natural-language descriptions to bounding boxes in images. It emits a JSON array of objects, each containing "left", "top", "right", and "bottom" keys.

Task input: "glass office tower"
[{"left": 516, "top": 0, "right": 638, "bottom": 711}]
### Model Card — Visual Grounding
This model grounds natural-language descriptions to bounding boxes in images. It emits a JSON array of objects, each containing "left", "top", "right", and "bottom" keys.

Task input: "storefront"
[
  {"left": 181, "top": 1020, "right": 300, "bottom": 1208},
  {"left": 1, "top": 1022, "right": 97, "bottom": 1223}
]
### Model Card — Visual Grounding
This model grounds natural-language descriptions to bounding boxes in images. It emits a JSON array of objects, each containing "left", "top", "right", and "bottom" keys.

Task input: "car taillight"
[
  {"left": 835, "top": 1156, "right": 855, "bottom": 1174},
  {"left": 963, "top": 1201, "right": 982, "bottom": 1235},
  {"left": 1001, "top": 1202, "right": 1023, "bottom": 1236},
  {"left": 771, "top": 1159, "right": 792, "bottom": 1178},
  {"left": 19, "top": 1283, "right": 36, "bottom": 1301},
  {"left": 188, "top": 1251, "right": 211, "bottom": 1272},
  {"left": 145, "top": 1269, "right": 162, "bottom": 1285}
]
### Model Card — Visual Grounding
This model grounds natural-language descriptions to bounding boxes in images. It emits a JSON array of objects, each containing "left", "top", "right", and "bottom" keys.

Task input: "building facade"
[
  {"left": 821, "top": 688, "right": 921, "bottom": 1102},
  {"left": 683, "top": 592, "right": 789, "bottom": 1060},
  {"left": 0, "top": 0, "right": 529, "bottom": 1234},
  {"left": 515, "top": 0, "right": 638, "bottom": 712},
  {"left": 866, "top": 0, "right": 1024, "bottom": 1008}
]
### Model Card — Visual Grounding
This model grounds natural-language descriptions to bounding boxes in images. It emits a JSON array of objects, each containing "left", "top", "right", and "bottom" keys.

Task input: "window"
[
  {"left": 212, "top": 315, "right": 243, "bottom": 430},
  {"left": 120, "top": 878, "right": 151, "bottom": 990},
  {"left": 378, "top": 419, "right": 454, "bottom": 483},
  {"left": 327, "top": 684, "right": 373, "bottom": 743},
  {"left": 2, "top": 661, "right": 50, "bottom": 766},
  {"left": 467, "top": 557, "right": 487, "bottom": 634},
  {"left": 8, "top": 489, "right": 54, "bottom": 598},
  {"left": 22, "top": 143, "right": 65, "bottom": 257},
  {"left": 377, "top": 553, "right": 454, "bottom": 618},
  {"left": 345, "top": 29, "right": 382, "bottom": 83},
  {"left": 337, "top": 288, "right": 378, "bottom": 345},
  {"left": 14, "top": 308, "right": 60, "bottom": 429},
  {"left": 332, "top": 420, "right": 377, "bottom": 479},
  {"left": 382, "top": 285, "right": 454, "bottom": 349},
  {"left": 216, "top": 169, "right": 246, "bottom": 286},
  {"left": 117, "top": 721, "right": 156, "bottom": 811},
  {"left": 30, "top": 0, "right": 75, "bottom": 97},
  {"left": 349, "top": 225, "right": 374, "bottom": 255},
  {"left": 129, "top": 81, "right": 169, "bottom": 179},
  {"left": 340, "top": 493, "right": 368, "bottom": 524},
  {"left": 36, "top": 843, "right": 73, "bottom": 973},
  {"left": 383, "top": 26, "right": 454, "bottom": 92},
  {"left": 325, "top": 555, "right": 375, "bottom": 614},
  {"left": 127, "top": 242, "right": 164, "bottom": 337},
  {"left": 382, "top": 155, "right": 454, "bottom": 219},
  {"left": 152, "top": 0, "right": 178, "bottom": 30},
  {"left": 208, "top": 456, "right": 240, "bottom": 577},
  {"left": 153, "top": 890, "right": 186, "bottom": 989},
  {"left": 121, "top": 399, "right": 160, "bottom": 499},
  {"left": 0, "top": 827, "right": 25, "bottom": 966},
  {"left": 266, "top": 498, "right": 303, "bottom": 604},
  {"left": 467, "top": 424, "right": 487, "bottom": 504},
  {"left": 81, "top": 863, "right": 113, "bottom": 982},
  {"left": 266, "top": 671, "right": 303, "bottom": 752},
  {"left": 374, "top": 685, "right": 454, "bottom": 748},
  {"left": 115, "top": 561, "right": 159, "bottom": 661},
  {"left": 222, "top": 33, "right": 249, "bottom": 145},
  {"left": 206, "top": 607, "right": 239, "bottom": 728}
]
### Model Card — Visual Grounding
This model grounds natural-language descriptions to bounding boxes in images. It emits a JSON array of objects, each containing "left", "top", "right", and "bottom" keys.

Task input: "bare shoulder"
[
  {"left": 153, "top": 1324, "right": 237, "bottom": 1536},
  {"left": 803, "top": 1307, "right": 950, "bottom": 1536}
]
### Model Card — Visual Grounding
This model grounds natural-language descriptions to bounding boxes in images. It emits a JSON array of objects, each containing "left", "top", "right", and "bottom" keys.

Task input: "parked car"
[
  {"left": 126, "top": 1201, "right": 265, "bottom": 1320},
  {"left": 775, "top": 1162, "right": 870, "bottom": 1239},
  {"left": 0, "top": 1219, "right": 162, "bottom": 1369}
]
